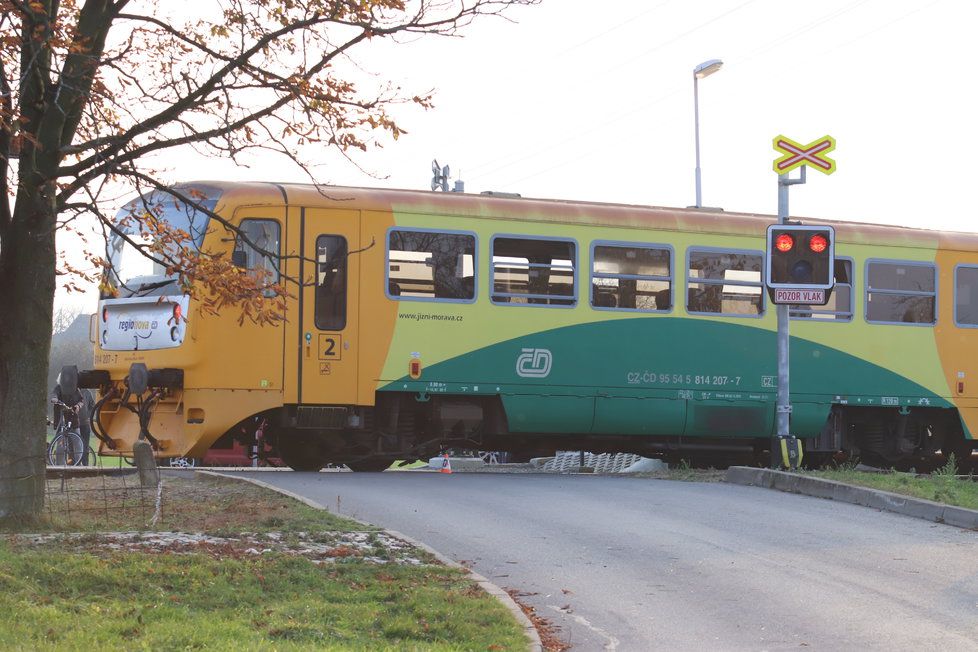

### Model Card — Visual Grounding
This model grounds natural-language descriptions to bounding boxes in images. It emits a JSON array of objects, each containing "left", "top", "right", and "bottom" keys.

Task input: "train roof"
[{"left": 196, "top": 180, "right": 978, "bottom": 252}]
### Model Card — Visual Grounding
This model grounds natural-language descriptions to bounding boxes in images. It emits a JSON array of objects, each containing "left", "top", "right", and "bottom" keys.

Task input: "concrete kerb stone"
[
  {"left": 725, "top": 466, "right": 774, "bottom": 488},
  {"left": 197, "top": 471, "right": 542, "bottom": 651},
  {"left": 724, "top": 466, "right": 978, "bottom": 530},
  {"left": 942, "top": 505, "right": 978, "bottom": 529},
  {"left": 425, "top": 456, "right": 486, "bottom": 471}
]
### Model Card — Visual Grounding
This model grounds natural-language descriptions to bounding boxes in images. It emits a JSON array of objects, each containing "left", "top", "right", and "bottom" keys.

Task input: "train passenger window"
[
  {"left": 591, "top": 243, "right": 671, "bottom": 311},
  {"left": 386, "top": 230, "right": 476, "bottom": 302},
  {"left": 954, "top": 265, "right": 978, "bottom": 327},
  {"left": 686, "top": 249, "right": 764, "bottom": 317},
  {"left": 866, "top": 260, "right": 936, "bottom": 325},
  {"left": 233, "top": 219, "right": 281, "bottom": 297},
  {"left": 491, "top": 236, "right": 576, "bottom": 307},
  {"left": 790, "top": 258, "right": 854, "bottom": 321},
  {"left": 316, "top": 235, "right": 348, "bottom": 331}
]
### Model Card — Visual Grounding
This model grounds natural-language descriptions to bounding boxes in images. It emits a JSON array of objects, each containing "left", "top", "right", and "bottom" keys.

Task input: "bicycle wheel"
[
  {"left": 46, "top": 436, "right": 58, "bottom": 466},
  {"left": 48, "top": 431, "right": 85, "bottom": 466}
]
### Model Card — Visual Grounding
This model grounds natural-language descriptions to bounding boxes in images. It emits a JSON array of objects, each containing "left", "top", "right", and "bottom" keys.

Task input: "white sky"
[{"left": 60, "top": 0, "right": 977, "bottom": 309}]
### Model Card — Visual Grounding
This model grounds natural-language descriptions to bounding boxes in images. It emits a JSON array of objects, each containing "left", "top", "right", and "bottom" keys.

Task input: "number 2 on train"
[{"left": 319, "top": 334, "right": 341, "bottom": 360}]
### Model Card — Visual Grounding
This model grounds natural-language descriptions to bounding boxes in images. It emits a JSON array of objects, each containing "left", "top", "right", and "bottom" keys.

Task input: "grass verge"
[
  {"left": 0, "top": 473, "right": 528, "bottom": 650},
  {"left": 0, "top": 548, "right": 524, "bottom": 650},
  {"left": 809, "top": 460, "right": 978, "bottom": 511}
]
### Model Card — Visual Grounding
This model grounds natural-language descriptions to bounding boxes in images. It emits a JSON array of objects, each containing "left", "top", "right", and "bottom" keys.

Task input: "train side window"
[
  {"left": 954, "top": 265, "right": 978, "bottom": 327},
  {"left": 591, "top": 243, "right": 672, "bottom": 312},
  {"left": 315, "top": 235, "right": 347, "bottom": 331},
  {"left": 233, "top": 219, "right": 281, "bottom": 298},
  {"left": 386, "top": 229, "right": 476, "bottom": 302},
  {"left": 866, "top": 260, "right": 936, "bottom": 325},
  {"left": 491, "top": 236, "right": 576, "bottom": 307},
  {"left": 686, "top": 248, "right": 764, "bottom": 317},
  {"left": 790, "top": 258, "right": 854, "bottom": 321}
]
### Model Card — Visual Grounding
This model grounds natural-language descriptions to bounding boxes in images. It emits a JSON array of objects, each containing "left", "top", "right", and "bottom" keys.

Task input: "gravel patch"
[{"left": 10, "top": 530, "right": 432, "bottom": 565}]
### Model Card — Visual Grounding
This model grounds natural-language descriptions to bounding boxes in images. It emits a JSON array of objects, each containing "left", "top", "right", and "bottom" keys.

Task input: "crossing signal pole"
[{"left": 767, "top": 135, "right": 837, "bottom": 469}]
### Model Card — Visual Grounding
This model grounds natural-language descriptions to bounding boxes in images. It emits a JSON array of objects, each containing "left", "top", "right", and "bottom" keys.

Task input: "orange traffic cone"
[{"left": 440, "top": 453, "right": 453, "bottom": 474}]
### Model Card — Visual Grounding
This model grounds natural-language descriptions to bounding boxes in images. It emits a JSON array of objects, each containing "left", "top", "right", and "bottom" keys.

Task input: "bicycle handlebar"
[
  {"left": 51, "top": 399, "right": 81, "bottom": 431},
  {"left": 51, "top": 398, "right": 80, "bottom": 412}
]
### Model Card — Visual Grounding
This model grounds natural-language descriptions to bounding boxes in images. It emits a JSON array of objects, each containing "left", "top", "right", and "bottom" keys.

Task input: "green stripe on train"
[{"left": 381, "top": 319, "right": 949, "bottom": 438}]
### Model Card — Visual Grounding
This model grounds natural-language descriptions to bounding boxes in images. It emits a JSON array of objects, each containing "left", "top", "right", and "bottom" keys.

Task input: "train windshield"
[{"left": 103, "top": 186, "right": 221, "bottom": 299}]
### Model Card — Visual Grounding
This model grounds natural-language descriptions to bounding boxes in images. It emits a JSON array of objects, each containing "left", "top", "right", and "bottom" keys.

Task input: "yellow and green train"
[{"left": 78, "top": 181, "right": 978, "bottom": 470}]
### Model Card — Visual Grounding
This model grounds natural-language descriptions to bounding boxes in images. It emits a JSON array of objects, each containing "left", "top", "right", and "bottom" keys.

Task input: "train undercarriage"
[{"left": 244, "top": 393, "right": 977, "bottom": 473}]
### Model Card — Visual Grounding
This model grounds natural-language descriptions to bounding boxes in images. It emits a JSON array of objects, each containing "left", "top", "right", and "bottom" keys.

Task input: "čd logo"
[{"left": 516, "top": 348, "right": 553, "bottom": 378}]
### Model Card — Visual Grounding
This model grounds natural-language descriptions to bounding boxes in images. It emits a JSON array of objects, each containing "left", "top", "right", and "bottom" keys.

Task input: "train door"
[{"left": 297, "top": 208, "right": 360, "bottom": 405}]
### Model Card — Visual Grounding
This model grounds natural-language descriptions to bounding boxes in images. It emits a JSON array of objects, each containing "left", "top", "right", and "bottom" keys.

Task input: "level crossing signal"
[{"left": 766, "top": 224, "right": 835, "bottom": 296}]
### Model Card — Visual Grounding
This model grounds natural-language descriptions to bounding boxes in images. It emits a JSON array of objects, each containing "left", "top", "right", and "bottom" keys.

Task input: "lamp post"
[{"left": 693, "top": 59, "right": 723, "bottom": 208}]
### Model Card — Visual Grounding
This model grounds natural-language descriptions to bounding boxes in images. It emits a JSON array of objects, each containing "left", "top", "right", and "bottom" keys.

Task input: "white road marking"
[{"left": 548, "top": 604, "right": 620, "bottom": 650}]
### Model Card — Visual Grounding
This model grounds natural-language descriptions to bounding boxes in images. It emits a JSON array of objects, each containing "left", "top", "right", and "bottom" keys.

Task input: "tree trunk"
[{"left": 0, "top": 183, "right": 57, "bottom": 521}]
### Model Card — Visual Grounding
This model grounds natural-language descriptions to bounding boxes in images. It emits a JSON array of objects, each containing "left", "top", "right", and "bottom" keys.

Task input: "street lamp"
[{"left": 693, "top": 58, "right": 723, "bottom": 208}]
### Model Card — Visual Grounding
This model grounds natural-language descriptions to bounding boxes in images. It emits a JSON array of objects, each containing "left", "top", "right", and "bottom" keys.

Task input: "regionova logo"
[
  {"left": 516, "top": 348, "right": 553, "bottom": 379},
  {"left": 118, "top": 319, "right": 158, "bottom": 332}
]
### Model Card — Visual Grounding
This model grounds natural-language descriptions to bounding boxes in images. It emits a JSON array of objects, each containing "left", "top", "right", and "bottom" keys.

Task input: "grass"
[
  {"left": 631, "top": 460, "right": 726, "bottom": 483},
  {"left": 0, "top": 547, "right": 525, "bottom": 650},
  {"left": 810, "top": 456, "right": 978, "bottom": 511},
  {"left": 0, "top": 473, "right": 528, "bottom": 650}
]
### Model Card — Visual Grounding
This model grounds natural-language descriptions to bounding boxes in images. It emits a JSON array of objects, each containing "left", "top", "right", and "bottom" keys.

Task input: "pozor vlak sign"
[{"left": 772, "top": 287, "right": 828, "bottom": 305}]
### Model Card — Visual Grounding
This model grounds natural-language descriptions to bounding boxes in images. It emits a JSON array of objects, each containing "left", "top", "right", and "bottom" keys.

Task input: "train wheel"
[{"left": 279, "top": 435, "right": 326, "bottom": 472}]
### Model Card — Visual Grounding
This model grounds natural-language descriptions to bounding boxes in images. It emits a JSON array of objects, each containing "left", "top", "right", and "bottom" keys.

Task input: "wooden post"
[{"left": 133, "top": 440, "right": 159, "bottom": 488}]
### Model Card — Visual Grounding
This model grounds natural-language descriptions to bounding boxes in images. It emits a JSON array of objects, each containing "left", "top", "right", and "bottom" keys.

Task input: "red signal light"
[
  {"left": 774, "top": 234, "right": 794, "bottom": 253},
  {"left": 809, "top": 234, "right": 828, "bottom": 253}
]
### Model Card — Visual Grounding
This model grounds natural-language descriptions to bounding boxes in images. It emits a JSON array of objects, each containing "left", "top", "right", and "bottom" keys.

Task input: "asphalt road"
[{"left": 230, "top": 470, "right": 978, "bottom": 651}]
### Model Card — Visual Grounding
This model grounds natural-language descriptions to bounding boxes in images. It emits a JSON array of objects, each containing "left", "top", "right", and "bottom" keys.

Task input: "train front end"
[{"left": 80, "top": 184, "right": 277, "bottom": 460}]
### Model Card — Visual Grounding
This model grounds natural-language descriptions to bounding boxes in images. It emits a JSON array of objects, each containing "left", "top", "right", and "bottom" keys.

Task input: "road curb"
[
  {"left": 725, "top": 466, "right": 978, "bottom": 530},
  {"left": 197, "top": 471, "right": 542, "bottom": 651}
]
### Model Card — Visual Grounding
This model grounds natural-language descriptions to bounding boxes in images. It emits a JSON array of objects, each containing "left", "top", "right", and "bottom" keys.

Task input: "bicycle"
[{"left": 47, "top": 399, "right": 91, "bottom": 466}]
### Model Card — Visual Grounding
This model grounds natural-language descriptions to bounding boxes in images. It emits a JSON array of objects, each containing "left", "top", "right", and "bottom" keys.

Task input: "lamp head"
[{"left": 694, "top": 59, "right": 724, "bottom": 79}]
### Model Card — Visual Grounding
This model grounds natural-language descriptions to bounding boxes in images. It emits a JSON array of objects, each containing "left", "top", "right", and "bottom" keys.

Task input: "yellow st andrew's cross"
[{"left": 773, "top": 135, "right": 836, "bottom": 175}]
